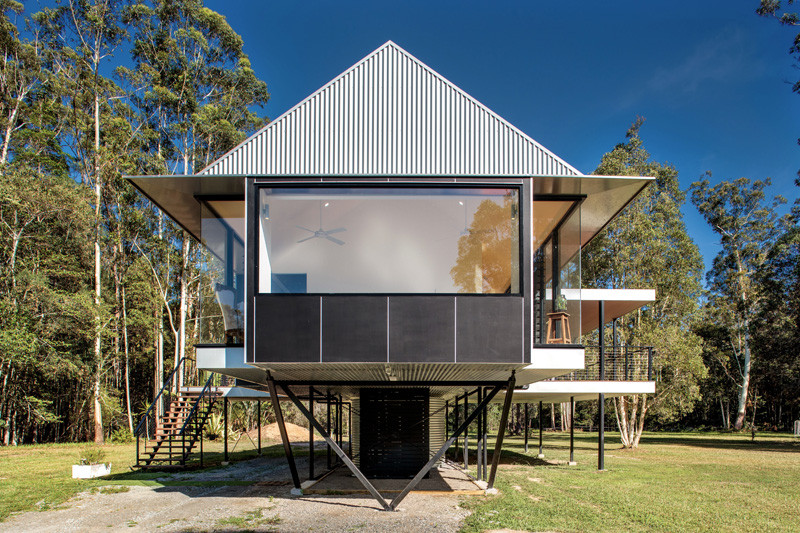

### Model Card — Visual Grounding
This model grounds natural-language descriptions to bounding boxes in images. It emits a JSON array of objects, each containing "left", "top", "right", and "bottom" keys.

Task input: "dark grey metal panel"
[
  {"left": 322, "top": 297, "right": 387, "bottom": 362},
  {"left": 389, "top": 297, "right": 454, "bottom": 363},
  {"left": 254, "top": 296, "right": 320, "bottom": 363},
  {"left": 456, "top": 297, "right": 524, "bottom": 363}
]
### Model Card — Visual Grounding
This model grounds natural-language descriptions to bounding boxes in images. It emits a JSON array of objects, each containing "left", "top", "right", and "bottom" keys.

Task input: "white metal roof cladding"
[{"left": 200, "top": 41, "right": 582, "bottom": 177}]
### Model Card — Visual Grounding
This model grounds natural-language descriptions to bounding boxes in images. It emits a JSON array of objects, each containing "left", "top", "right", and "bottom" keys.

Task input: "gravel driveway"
[{"left": 0, "top": 455, "right": 471, "bottom": 532}]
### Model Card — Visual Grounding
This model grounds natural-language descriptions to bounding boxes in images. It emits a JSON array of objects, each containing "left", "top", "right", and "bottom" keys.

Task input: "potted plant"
[
  {"left": 72, "top": 446, "right": 112, "bottom": 479},
  {"left": 555, "top": 293, "right": 568, "bottom": 313}
]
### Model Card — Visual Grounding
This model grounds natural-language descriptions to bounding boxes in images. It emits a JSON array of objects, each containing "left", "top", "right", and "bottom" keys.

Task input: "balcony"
[{"left": 550, "top": 345, "right": 655, "bottom": 382}]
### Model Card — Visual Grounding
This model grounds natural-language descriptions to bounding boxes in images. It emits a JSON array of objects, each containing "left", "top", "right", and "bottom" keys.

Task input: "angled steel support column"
[
  {"left": 487, "top": 372, "right": 516, "bottom": 489},
  {"left": 266, "top": 374, "right": 300, "bottom": 489},
  {"left": 278, "top": 384, "right": 391, "bottom": 511},
  {"left": 389, "top": 383, "right": 504, "bottom": 511}
]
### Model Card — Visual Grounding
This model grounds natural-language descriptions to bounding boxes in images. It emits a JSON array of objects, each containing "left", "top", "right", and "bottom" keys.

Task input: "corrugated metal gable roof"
[{"left": 200, "top": 41, "right": 582, "bottom": 177}]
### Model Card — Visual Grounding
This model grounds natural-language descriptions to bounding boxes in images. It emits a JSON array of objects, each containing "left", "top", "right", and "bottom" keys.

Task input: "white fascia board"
[
  {"left": 551, "top": 288, "right": 656, "bottom": 302},
  {"left": 527, "top": 347, "right": 585, "bottom": 370},
  {"left": 494, "top": 380, "right": 656, "bottom": 403},
  {"left": 524, "top": 380, "right": 656, "bottom": 395},
  {"left": 196, "top": 345, "right": 248, "bottom": 370}
]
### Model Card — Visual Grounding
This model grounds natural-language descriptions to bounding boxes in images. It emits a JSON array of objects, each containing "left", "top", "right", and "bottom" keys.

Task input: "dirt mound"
[{"left": 248, "top": 422, "right": 311, "bottom": 443}]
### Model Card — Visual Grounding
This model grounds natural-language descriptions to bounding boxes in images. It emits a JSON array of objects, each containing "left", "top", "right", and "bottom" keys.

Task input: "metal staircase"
[{"left": 135, "top": 358, "right": 221, "bottom": 469}]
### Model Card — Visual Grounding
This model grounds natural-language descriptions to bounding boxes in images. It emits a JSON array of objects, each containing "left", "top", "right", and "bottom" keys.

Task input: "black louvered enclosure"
[{"left": 359, "top": 388, "right": 429, "bottom": 478}]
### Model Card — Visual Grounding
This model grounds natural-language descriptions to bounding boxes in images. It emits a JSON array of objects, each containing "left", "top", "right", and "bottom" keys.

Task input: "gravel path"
[{"left": 0, "top": 456, "right": 471, "bottom": 532}]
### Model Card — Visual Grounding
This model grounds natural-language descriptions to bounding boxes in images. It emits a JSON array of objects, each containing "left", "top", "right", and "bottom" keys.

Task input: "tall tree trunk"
[
  {"left": 734, "top": 319, "right": 752, "bottom": 430},
  {"left": 92, "top": 84, "right": 104, "bottom": 444},
  {"left": 177, "top": 235, "right": 190, "bottom": 390},
  {"left": 122, "top": 286, "right": 133, "bottom": 434}
]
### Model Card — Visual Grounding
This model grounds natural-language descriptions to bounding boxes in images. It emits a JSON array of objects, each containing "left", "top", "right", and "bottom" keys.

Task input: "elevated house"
[{"left": 128, "top": 41, "right": 655, "bottom": 511}]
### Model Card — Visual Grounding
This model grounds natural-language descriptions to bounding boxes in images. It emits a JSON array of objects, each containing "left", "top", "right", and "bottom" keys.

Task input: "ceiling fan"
[{"left": 297, "top": 202, "right": 346, "bottom": 245}]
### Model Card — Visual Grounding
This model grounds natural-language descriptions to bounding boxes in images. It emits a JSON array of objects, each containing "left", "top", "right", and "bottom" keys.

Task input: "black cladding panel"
[
  {"left": 321, "top": 296, "right": 387, "bottom": 362},
  {"left": 456, "top": 296, "right": 523, "bottom": 363},
  {"left": 254, "top": 296, "right": 320, "bottom": 363},
  {"left": 389, "top": 297, "right": 455, "bottom": 362}
]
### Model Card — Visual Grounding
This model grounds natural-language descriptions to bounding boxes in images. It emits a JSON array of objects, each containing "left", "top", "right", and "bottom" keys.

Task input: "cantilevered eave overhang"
[
  {"left": 549, "top": 288, "right": 657, "bottom": 334},
  {"left": 126, "top": 173, "right": 245, "bottom": 242},
  {"left": 534, "top": 174, "right": 653, "bottom": 249}
]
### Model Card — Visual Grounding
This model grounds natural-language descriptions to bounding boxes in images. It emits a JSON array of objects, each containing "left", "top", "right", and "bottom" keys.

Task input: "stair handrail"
[
  {"left": 178, "top": 373, "right": 216, "bottom": 439},
  {"left": 134, "top": 356, "right": 192, "bottom": 438}
]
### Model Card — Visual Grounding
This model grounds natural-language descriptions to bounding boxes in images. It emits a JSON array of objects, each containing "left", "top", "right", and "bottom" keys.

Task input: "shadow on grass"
[
  {"left": 639, "top": 434, "right": 800, "bottom": 453},
  {"left": 102, "top": 443, "right": 297, "bottom": 482}
]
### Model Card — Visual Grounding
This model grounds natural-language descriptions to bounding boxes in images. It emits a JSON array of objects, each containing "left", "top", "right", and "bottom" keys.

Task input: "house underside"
[{"left": 128, "top": 41, "right": 657, "bottom": 510}]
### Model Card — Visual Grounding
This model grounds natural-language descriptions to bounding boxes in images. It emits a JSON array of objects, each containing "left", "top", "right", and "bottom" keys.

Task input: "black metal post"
[
  {"left": 483, "top": 390, "right": 488, "bottom": 480},
  {"left": 648, "top": 347, "right": 654, "bottom": 381},
  {"left": 477, "top": 387, "right": 483, "bottom": 480},
  {"left": 390, "top": 383, "right": 505, "bottom": 510},
  {"left": 538, "top": 401, "right": 544, "bottom": 458},
  {"left": 223, "top": 397, "right": 229, "bottom": 462},
  {"left": 599, "top": 300, "right": 606, "bottom": 471},
  {"left": 257, "top": 400, "right": 262, "bottom": 455},
  {"left": 266, "top": 374, "right": 301, "bottom": 489},
  {"left": 279, "top": 384, "right": 391, "bottom": 511},
  {"left": 463, "top": 395, "right": 469, "bottom": 469},
  {"left": 326, "top": 392, "right": 332, "bottom": 469},
  {"left": 454, "top": 394, "right": 461, "bottom": 459},
  {"left": 569, "top": 396, "right": 575, "bottom": 465},
  {"left": 309, "top": 388, "right": 314, "bottom": 479},
  {"left": 524, "top": 403, "right": 529, "bottom": 453},
  {"left": 599, "top": 393, "right": 605, "bottom": 471},
  {"left": 487, "top": 373, "right": 516, "bottom": 489}
]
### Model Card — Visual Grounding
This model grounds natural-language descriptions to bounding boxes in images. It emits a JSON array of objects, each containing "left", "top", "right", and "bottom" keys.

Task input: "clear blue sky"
[{"left": 204, "top": 0, "right": 798, "bottom": 275}]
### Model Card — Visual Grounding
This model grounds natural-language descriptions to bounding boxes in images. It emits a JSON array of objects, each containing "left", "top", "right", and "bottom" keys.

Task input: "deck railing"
[{"left": 550, "top": 345, "right": 655, "bottom": 382}]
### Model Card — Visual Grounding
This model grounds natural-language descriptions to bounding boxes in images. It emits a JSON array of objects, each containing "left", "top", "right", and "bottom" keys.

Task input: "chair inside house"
[{"left": 214, "top": 282, "right": 243, "bottom": 345}]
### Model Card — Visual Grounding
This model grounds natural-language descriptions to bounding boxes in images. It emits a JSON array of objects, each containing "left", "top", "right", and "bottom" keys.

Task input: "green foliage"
[
  {"left": 690, "top": 176, "right": 785, "bottom": 429},
  {"left": 0, "top": 1, "right": 270, "bottom": 445},
  {"left": 78, "top": 445, "right": 106, "bottom": 465},
  {"left": 584, "top": 119, "right": 707, "bottom": 425}
]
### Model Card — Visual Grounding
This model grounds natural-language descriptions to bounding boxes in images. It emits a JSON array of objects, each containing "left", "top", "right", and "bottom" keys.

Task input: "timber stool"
[{"left": 546, "top": 311, "right": 571, "bottom": 344}]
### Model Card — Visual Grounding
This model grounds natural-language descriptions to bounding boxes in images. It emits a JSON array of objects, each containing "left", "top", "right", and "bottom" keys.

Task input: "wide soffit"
[{"left": 199, "top": 41, "right": 581, "bottom": 177}]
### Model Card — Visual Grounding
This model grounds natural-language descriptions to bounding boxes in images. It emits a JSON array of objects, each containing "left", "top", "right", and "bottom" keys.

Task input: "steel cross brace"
[
  {"left": 388, "top": 375, "right": 512, "bottom": 511},
  {"left": 278, "top": 383, "right": 392, "bottom": 511}
]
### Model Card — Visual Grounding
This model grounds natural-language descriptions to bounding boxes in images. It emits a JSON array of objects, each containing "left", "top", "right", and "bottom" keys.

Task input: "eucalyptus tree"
[
  {"left": 584, "top": 118, "right": 706, "bottom": 447},
  {"left": 690, "top": 176, "right": 785, "bottom": 430},
  {"left": 122, "top": 0, "right": 269, "bottom": 389},
  {"left": 33, "top": 0, "right": 131, "bottom": 443}
]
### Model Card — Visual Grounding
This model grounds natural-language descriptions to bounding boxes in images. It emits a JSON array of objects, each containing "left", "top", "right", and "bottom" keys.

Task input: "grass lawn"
[
  {"left": 0, "top": 437, "right": 292, "bottom": 522},
  {"left": 460, "top": 431, "right": 800, "bottom": 533},
  {"left": 1, "top": 432, "right": 798, "bottom": 531}
]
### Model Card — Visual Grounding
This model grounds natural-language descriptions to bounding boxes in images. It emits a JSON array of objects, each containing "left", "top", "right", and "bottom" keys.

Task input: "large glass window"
[
  {"left": 259, "top": 187, "right": 520, "bottom": 294},
  {"left": 533, "top": 198, "right": 581, "bottom": 344},
  {"left": 199, "top": 199, "right": 245, "bottom": 344}
]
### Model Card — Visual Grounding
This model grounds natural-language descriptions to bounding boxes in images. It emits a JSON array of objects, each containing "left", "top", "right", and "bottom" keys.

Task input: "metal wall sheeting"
[
  {"left": 351, "top": 398, "right": 361, "bottom": 467},
  {"left": 429, "top": 398, "right": 447, "bottom": 466},
  {"left": 201, "top": 41, "right": 580, "bottom": 177}
]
